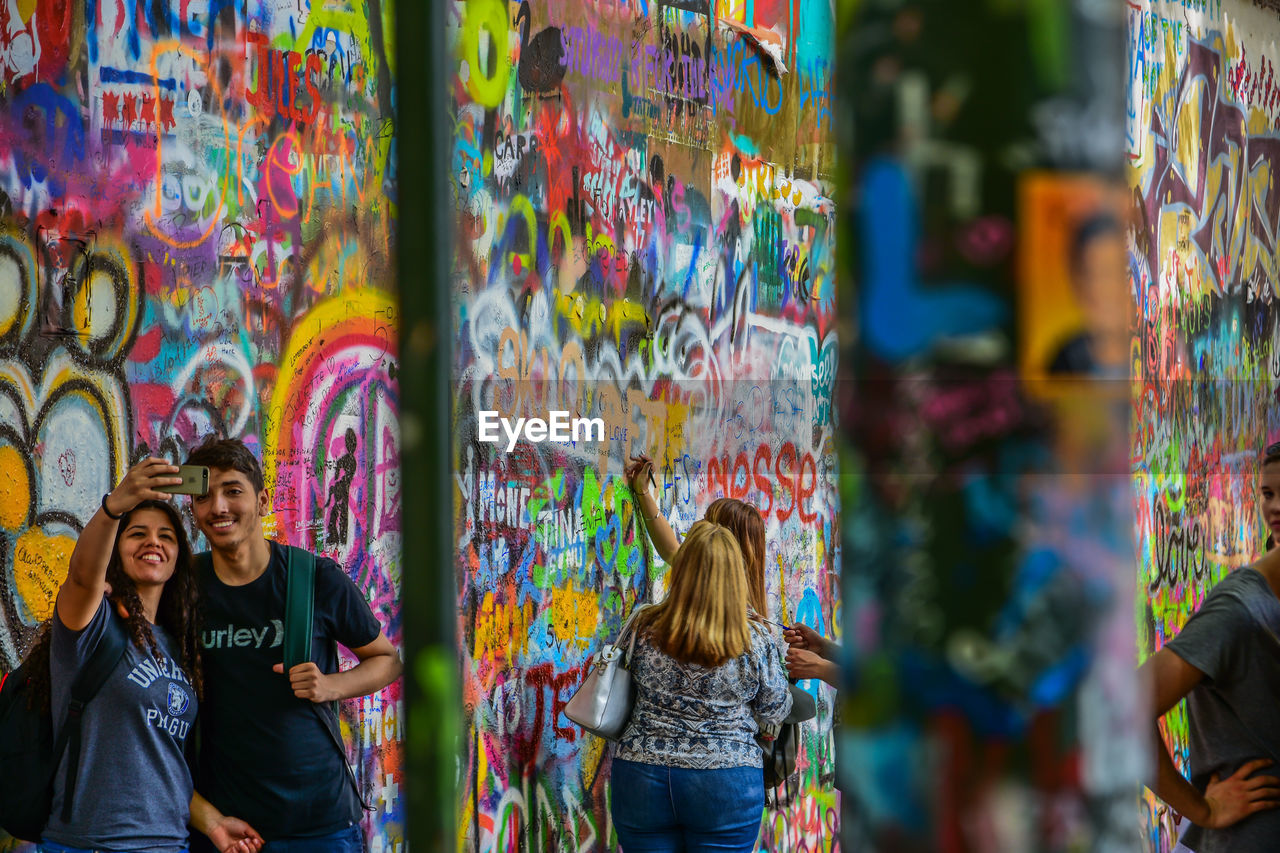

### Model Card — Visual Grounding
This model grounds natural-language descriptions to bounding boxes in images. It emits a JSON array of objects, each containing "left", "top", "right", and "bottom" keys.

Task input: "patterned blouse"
[{"left": 616, "top": 622, "right": 793, "bottom": 769}]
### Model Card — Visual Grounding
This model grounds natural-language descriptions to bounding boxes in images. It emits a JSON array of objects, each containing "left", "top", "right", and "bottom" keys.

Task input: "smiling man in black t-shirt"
[{"left": 183, "top": 437, "right": 401, "bottom": 853}]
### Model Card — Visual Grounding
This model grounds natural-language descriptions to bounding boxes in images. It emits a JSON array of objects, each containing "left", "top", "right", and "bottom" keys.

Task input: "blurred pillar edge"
[{"left": 398, "top": 1, "right": 459, "bottom": 848}]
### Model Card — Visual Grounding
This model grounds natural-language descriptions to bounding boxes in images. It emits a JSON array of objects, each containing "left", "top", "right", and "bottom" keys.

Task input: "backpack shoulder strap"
[
  {"left": 283, "top": 546, "right": 315, "bottom": 672},
  {"left": 311, "top": 700, "right": 373, "bottom": 812},
  {"left": 285, "top": 547, "right": 372, "bottom": 812},
  {"left": 60, "top": 606, "right": 129, "bottom": 822}
]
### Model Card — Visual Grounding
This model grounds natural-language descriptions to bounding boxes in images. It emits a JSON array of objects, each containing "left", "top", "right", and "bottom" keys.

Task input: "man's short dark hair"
[{"left": 185, "top": 436, "right": 265, "bottom": 493}]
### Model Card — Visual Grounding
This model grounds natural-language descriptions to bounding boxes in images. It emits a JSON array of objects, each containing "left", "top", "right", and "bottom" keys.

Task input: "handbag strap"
[
  {"left": 614, "top": 603, "right": 650, "bottom": 663},
  {"left": 604, "top": 596, "right": 650, "bottom": 666},
  {"left": 625, "top": 610, "right": 643, "bottom": 662}
]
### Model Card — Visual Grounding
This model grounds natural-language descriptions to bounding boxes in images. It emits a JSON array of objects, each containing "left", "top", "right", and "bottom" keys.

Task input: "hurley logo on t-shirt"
[{"left": 201, "top": 620, "right": 284, "bottom": 650}]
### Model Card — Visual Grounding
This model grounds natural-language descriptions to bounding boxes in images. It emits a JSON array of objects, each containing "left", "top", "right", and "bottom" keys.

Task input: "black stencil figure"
[
  {"left": 327, "top": 429, "right": 357, "bottom": 546},
  {"left": 39, "top": 231, "right": 93, "bottom": 338},
  {"left": 514, "top": 0, "right": 565, "bottom": 96}
]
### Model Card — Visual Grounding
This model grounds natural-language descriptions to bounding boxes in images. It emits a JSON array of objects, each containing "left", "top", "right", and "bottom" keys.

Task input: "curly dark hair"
[{"left": 23, "top": 499, "right": 203, "bottom": 711}]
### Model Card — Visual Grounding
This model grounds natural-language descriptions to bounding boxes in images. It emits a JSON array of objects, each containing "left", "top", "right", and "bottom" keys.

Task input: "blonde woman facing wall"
[{"left": 611, "top": 521, "right": 792, "bottom": 851}]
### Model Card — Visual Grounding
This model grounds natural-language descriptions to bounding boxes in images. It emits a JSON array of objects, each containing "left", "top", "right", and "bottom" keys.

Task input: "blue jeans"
[
  {"left": 41, "top": 840, "right": 189, "bottom": 845},
  {"left": 260, "top": 824, "right": 364, "bottom": 852},
  {"left": 610, "top": 758, "right": 764, "bottom": 852}
]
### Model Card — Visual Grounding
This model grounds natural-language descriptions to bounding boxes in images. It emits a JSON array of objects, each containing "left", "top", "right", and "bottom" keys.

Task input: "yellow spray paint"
[
  {"left": 549, "top": 585, "right": 600, "bottom": 648},
  {"left": 13, "top": 527, "right": 73, "bottom": 622},
  {"left": 0, "top": 445, "right": 29, "bottom": 531}
]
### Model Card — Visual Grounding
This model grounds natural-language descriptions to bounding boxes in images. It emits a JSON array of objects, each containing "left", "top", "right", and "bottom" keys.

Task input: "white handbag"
[{"left": 564, "top": 604, "right": 650, "bottom": 740}]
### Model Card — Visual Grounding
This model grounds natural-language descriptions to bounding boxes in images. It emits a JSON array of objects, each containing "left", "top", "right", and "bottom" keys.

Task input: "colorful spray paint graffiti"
[
  {"left": 1128, "top": 1, "right": 1280, "bottom": 849},
  {"left": 449, "top": 0, "right": 837, "bottom": 848},
  {"left": 0, "top": 2, "right": 400, "bottom": 851}
]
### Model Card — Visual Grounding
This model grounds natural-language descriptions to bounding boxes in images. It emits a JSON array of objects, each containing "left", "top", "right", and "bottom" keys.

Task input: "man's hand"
[
  {"left": 786, "top": 646, "right": 839, "bottom": 686},
  {"left": 272, "top": 661, "right": 340, "bottom": 703},
  {"left": 783, "top": 623, "right": 836, "bottom": 660},
  {"left": 1201, "top": 759, "right": 1280, "bottom": 828},
  {"left": 207, "top": 816, "right": 263, "bottom": 853}
]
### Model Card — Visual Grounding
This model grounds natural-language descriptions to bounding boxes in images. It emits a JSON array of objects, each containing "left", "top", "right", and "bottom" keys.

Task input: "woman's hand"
[
  {"left": 1201, "top": 759, "right": 1280, "bottom": 828},
  {"left": 103, "top": 457, "right": 182, "bottom": 518},
  {"left": 783, "top": 623, "right": 836, "bottom": 660},
  {"left": 207, "top": 815, "right": 264, "bottom": 853},
  {"left": 625, "top": 454, "right": 655, "bottom": 497},
  {"left": 626, "top": 453, "right": 681, "bottom": 561}
]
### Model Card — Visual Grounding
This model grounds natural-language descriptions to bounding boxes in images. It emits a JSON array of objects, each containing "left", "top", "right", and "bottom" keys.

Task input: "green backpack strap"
[
  {"left": 283, "top": 546, "right": 315, "bottom": 672},
  {"left": 284, "top": 546, "right": 372, "bottom": 812}
]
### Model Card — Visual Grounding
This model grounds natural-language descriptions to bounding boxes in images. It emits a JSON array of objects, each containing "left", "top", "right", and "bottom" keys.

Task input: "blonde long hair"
[{"left": 638, "top": 520, "right": 751, "bottom": 667}]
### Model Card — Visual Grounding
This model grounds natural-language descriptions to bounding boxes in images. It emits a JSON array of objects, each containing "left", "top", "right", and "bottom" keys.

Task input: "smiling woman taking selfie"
[{"left": 21, "top": 458, "right": 262, "bottom": 853}]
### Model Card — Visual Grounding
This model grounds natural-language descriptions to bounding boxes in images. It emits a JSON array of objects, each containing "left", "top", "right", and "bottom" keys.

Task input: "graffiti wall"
[
  {"left": 1128, "top": 0, "right": 1280, "bottom": 849},
  {"left": 0, "top": 1, "right": 400, "bottom": 850},
  {"left": 839, "top": 0, "right": 1140, "bottom": 849},
  {"left": 448, "top": 0, "right": 837, "bottom": 848}
]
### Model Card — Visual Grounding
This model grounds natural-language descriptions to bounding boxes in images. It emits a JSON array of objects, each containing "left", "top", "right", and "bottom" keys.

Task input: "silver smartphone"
[{"left": 159, "top": 465, "right": 209, "bottom": 496}]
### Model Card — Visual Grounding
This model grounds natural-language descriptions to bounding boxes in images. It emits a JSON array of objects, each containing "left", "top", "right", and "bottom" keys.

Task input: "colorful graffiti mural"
[
  {"left": 1128, "top": 0, "right": 1280, "bottom": 850},
  {"left": 0, "top": 1, "right": 401, "bottom": 851},
  {"left": 448, "top": 0, "right": 837, "bottom": 848}
]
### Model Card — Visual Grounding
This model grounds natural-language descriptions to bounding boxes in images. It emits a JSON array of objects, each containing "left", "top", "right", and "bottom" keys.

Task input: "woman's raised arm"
[
  {"left": 627, "top": 454, "right": 680, "bottom": 563},
  {"left": 56, "top": 458, "right": 181, "bottom": 631}
]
